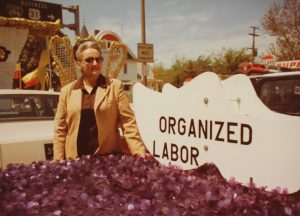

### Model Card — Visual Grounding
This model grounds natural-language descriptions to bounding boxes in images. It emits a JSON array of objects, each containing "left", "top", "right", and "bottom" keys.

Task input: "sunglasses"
[{"left": 82, "top": 56, "right": 104, "bottom": 64}]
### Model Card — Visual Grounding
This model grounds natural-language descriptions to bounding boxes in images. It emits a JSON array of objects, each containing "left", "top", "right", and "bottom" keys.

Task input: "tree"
[
  {"left": 153, "top": 48, "right": 251, "bottom": 87},
  {"left": 154, "top": 47, "right": 254, "bottom": 87},
  {"left": 194, "top": 55, "right": 213, "bottom": 74},
  {"left": 211, "top": 48, "right": 252, "bottom": 76},
  {"left": 262, "top": 0, "right": 300, "bottom": 60}
]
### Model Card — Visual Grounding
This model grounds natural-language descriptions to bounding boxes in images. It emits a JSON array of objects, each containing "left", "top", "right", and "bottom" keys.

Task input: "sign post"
[
  {"left": 0, "top": 0, "right": 62, "bottom": 22},
  {"left": 140, "top": 0, "right": 146, "bottom": 86}
]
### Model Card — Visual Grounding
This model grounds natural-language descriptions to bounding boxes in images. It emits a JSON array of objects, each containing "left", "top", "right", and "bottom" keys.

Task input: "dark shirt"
[{"left": 73, "top": 75, "right": 106, "bottom": 157}]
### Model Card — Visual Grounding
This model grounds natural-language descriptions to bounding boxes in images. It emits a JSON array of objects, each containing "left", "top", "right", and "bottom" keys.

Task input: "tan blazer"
[{"left": 53, "top": 76, "right": 146, "bottom": 160}]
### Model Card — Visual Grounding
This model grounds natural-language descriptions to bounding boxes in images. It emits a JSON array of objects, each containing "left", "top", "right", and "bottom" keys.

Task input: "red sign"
[
  {"left": 263, "top": 55, "right": 276, "bottom": 65},
  {"left": 276, "top": 60, "right": 300, "bottom": 69}
]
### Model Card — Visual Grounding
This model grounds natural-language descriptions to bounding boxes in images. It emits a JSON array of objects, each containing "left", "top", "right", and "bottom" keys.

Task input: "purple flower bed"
[{"left": 0, "top": 154, "right": 299, "bottom": 216}]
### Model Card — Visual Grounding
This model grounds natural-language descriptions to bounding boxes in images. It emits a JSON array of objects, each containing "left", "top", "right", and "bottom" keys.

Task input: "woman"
[{"left": 53, "top": 40, "right": 146, "bottom": 160}]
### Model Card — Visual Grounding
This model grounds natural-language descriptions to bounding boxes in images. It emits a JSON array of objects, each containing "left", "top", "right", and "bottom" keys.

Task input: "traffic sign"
[
  {"left": 137, "top": 43, "right": 154, "bottom": 63},
  {"left": 0, "top": 0, "right": 62, "bottom": 22},
  {"left": 142, "top": 63, "right": 149, "bottom": 76}
]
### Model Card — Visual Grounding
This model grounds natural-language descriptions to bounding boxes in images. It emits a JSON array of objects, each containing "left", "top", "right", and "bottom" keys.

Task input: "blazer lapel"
[
  {"left": 70, "top": 89, "right": 82, "bottom": 111},
  {"left": 94, "top": 75, "right": 111, "bottom": 110},
  {"left": 94, "top": 84, "right": 111, "bottom": 110}
]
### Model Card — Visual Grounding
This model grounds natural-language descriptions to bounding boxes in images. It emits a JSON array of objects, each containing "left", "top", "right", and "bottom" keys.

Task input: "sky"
[{"left": 47, "top": 0, "right": 280, "bottom": 68}]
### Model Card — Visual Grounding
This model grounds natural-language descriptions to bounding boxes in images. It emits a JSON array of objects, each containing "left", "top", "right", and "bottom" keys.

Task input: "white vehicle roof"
[
  {"left": 0, "top": 89, "right": 60, "bottom": 96},
  {"left": 249, "top": 71, "right": 300, "bottom": 79}
]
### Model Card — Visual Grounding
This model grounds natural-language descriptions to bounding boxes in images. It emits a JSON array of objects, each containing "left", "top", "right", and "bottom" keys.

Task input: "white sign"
[
  {"left": 28, "top": 8, "right": 41, "bottom": 20},
  {"left": 138, "top": 43, "right": 154, "bottom": 63},
  {"left": 142, "top": 64, "right": 149, "bottom": 76},
  {"left": 133, "top": 72, "right": 300, "bottom": 193}
]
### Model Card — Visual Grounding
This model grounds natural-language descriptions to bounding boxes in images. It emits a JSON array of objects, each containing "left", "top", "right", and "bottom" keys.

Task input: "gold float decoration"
[
  {"left": 98, "top": 39, "right": 127, "bottom": 79},
  {"left": 74, "top": 35, "right": 95, "bottom": 45},
  {"left": 0, "top": 17, "right": 61, "bottom": 36},
  {"left": 49, "top": 35, "right": 77, "bottom": 87},
  {"left": 52, "top": 34, "right": 127, "bottom": 84}
]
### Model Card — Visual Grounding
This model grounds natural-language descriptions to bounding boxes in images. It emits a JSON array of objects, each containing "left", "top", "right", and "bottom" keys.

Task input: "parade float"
[
  {"left": 1, "top": 71, "right": 300, "bottom": 215},
  {"left": 0, "top": 0, "right": 126, "bottom": 90},
  {"left": 1, "top": 154, "right": 299, "bottom": 215},
  {"left": 0, "top": 16, "right": 61, "bottom": 89}
]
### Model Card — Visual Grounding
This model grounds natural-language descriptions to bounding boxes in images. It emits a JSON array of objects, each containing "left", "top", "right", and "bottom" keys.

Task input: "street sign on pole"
[
  {"left": 138, "top": 43, "right": 154, "bottom": 63},
  {"left": 0, "top": 0, "right": 62, "bottom": 22},
  {"left": 142, "top": 63, "right": 149, "bottom": 76}
]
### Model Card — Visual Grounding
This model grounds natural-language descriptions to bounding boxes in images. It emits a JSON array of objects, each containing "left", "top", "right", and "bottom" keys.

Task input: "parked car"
[
  {"left": 249, "top": 71, "right": 300, "bottom": 116},
  {"left": 0, "top": 89, "right": 60, "bottom": 169}
]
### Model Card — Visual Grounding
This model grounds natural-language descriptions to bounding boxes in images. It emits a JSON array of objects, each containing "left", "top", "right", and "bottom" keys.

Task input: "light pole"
[{"left": 141, "top": 0, "right": 147, "bottom": 86}]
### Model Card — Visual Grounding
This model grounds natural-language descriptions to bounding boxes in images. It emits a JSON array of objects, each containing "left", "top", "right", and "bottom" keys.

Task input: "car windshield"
[
  {"left": 0, "top": 94, "right": 59, "bottom": 121},
  {"left": 259, "top": 79, "right": 300, "bottom": 116}
]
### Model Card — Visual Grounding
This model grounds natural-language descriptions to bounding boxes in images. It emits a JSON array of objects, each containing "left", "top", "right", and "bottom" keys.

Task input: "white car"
[
  {"left": 250, "top": 71, "right": 300, "bottom": 116},
  {"left": 0, "top": 89, "right": 60, "bottom": 168}
]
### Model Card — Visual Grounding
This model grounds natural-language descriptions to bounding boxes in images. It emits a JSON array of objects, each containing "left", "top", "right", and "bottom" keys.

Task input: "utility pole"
[
  {"left": 248, "top": 26, "right": 259, "bottom": 63},
  {"left": 62, "top": 5, "right": 80, "bottom": 36},
  {"left": 141, "top": 0, "right": 147, "bottom": 86}
]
